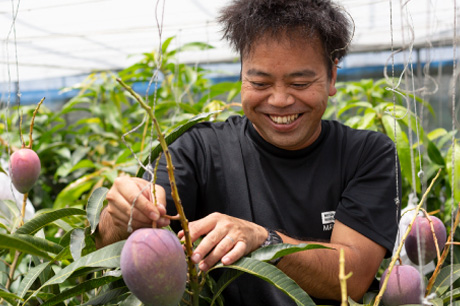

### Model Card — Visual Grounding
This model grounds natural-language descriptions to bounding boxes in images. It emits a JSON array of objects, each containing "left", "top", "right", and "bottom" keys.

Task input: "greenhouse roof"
[{"left": 0, "top": 0, "right": 458, "bottom": 83}]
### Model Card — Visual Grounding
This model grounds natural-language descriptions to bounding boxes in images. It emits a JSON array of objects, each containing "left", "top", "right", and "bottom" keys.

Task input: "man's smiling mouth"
[{"left": 269, "top": 114, "right": 300, "bottom": 124}]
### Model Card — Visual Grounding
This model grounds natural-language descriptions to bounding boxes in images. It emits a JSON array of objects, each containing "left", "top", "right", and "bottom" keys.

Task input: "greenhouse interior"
[{"left": 1, "top": 0, "right": 460, "bottom": 305}]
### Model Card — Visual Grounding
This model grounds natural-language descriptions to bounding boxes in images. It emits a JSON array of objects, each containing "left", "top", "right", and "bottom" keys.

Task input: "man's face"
[{"left": 241, "top": 36, "right": 337, "bottom": 150}]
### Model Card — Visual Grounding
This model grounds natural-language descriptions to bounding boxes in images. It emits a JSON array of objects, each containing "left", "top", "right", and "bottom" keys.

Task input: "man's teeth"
[{"left": 269, "top": 114, "right": 299, "bottom": 124}]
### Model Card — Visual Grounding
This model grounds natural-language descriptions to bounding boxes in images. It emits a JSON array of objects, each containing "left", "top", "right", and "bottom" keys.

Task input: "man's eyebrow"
[
  {"left": 245, "top": 68, "right": 317, "bottom": 78},
  {"left": 246, "top": 69, "right": 270, "bottom": 77}
]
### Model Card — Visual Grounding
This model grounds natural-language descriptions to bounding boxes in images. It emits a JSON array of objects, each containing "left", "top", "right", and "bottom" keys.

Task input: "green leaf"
[
  {"left": 446, "top": 142, "right": 460, "bottom": 204},
  {"left": 431, "top": 264, "right": 460, "bottom": 296},
  {"left": 249, "top": 243, "right": 330, "bottom": 263},
  {"left": 427, "top": 140, "right": 446, "bottom": 167},
  {"left": 16, "top": 262, "right": 50, "bottom": 298},
  {"left": 211, "top": 257, "right": 316, "bottom": 306},
  {"left": 0, "top": 287, "right": 22, "bottom": 305},
  {"left": 10, "top": 234, "right": 63, "bottom": 254},
  {"left": 83, "top": 286, "right": 129, "bottom": 305},
  {"left": 118, "top": 293, "right": 144, "bottom": 306},
  {"left": 86, "top": 187, "right": 109, "bottom": 234},
  {"left": 70, "top": 228, "right": 86, "bottom": 261},
  {"left": 210, "top": 270, "right": 243, "bottom": 306},
  {"left": 0, "top": 233, "right": 53, "bottom": 260},
  {"left": 16, "top": 208, "right": 86, "bottom": 235},
  {"left": 41, "top": 275, "right": 122, "bottom": 306},
  {"left": 43, "top": 240, "right": 125, "bottom": 286},
  {"left": 136, "top": 111, "right": 221, "bottom": 178}
]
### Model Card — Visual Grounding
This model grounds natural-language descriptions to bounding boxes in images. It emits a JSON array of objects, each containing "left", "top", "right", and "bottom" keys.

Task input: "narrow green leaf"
[
  {"left": 211, "top": 257, "right": 316, "bottom": 306},
  {"left": 447, "top": 142, "right": 460, "bottom": 204},
  {"left": 16, "top": 208, "right": 86, "bottom": 235},
  {"left": 41, "top": 275, "right": 122, "bottom": 306},
  {"left": 0, "top": 287, "right": 22, "bottom": 304},
  {"left": 16, "top": 262, "right": 50, "bottom": 298},
  {"left": 118, "top": 293, "right": 144, "bottom": 306},
  {"left": 211, "top": 270, "right": 243, "bottom": 306},
  {"left": 83, "top": 286, "right": 129, "bottom": 305},
  {"left": 24, "top": 241, "right": 125, "bottom": 305},
  {"left": 137, "top": 111, "right": 220, "bottom": 178},
  {"left": 44, "top": 240, "right": 125, "bottom": 286},
  {"left": 427, "top": 140, "right": 445, "bottom": 167},
  {"left": 432, "top": 264, "right": 460, "bottom": 296},
  {"left": 10, "top": 234, "right": 63, "bottom": 254},
  {"left": 70, "top": 228, "right": 86, "bottom": 261},
  {"left": 86, "top": 187, "right": 109, "bottom": 234},
  {"left": 0, "top": 233, "right": 52, "bottom": 260},
  {"left": 249, "top": 243, "right": 330, "bottom": 263}
]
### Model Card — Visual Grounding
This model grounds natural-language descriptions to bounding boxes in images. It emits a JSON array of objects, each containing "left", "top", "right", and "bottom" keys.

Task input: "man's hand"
[
  {"left": 178, "top": 213, "right": 268, "bottom": 271},
  {"left": 95, "top": 177, "right": 170, "bottom": 248}
]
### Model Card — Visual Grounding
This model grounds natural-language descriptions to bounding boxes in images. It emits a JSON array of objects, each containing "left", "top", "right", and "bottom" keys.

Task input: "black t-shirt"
[{"left": 149, "top": 115, "right": 401, "bottom": 305}]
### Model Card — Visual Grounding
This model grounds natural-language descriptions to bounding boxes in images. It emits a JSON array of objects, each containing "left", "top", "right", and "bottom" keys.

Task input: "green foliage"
[{"left": 1, "top": 40, "right": 459, "bottom": 305}]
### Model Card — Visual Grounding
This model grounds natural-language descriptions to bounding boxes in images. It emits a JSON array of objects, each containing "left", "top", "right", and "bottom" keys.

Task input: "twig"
[
  {"left": 117, "top": 78, "right": 201, "bottom": 305},
  {"left": 339, "top": 248, "right": 353, "bottom": 306},
  {"left": 425, "top": 202, "right": 460, "bottom": 295},
  {"left": 373, "top": 169, "right": 442, "bottom": 306},
  {"left": 27, "top": 97, "right": 44, "bottom": 149},
  {"left": 421, "top": 209, "right": 442, "bottom": 261}
]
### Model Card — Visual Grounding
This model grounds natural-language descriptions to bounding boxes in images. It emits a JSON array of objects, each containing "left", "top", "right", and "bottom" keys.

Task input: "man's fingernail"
[
  {"left": 192, "top": 253, "right": 201, "bottom": 263},
  {"left": 199, "top": 262, "right": 208, "bottom": 271},
  {"left": 149, "top": 212, "right": 159, "bottom": 220}
]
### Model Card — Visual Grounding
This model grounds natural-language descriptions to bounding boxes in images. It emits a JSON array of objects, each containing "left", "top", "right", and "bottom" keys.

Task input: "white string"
[{"left": 450, "top": 0, "right": 457, "bottom": 303}]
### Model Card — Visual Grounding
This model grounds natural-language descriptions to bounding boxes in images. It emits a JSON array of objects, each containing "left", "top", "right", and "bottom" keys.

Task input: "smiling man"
[{"left": 96, "top": 0, "right": 401, "bottom": 305}]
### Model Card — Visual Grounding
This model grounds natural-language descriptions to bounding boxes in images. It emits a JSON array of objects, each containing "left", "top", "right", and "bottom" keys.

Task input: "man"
[{"left": 96, "top": 0, "right": 401, "bottom": 304}]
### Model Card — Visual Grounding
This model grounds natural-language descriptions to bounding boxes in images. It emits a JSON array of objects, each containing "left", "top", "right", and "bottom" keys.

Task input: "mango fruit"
[
  {"left": 380, "top": 265, "right": 422, "bottom": 306},
  {"left": 405, "top": 215, "right": 446, "bottom": 265},
  {"left": 120, "top": 228, "right": 187, "bottom": 306},
  {"left": 9, "top": 148, "right": 41, "bottom": 194}
]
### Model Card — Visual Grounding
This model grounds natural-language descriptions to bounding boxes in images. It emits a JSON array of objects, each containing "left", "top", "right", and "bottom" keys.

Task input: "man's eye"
[
  {"left": 250, "top": 82, "right": 268, "bottom": 88},
  {"left": 292, "top": 83, "right": 309, "bottom": 89}
]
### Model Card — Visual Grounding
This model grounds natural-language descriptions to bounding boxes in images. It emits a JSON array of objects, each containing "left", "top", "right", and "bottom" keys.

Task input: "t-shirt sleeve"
[{"left": 335, "top": 132, "right": 401, "bottom": 257}]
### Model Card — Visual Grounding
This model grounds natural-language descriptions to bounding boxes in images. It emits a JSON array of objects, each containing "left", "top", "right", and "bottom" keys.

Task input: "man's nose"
[{"left": 267, "top": 86, "right": 295, "bottom": 107}]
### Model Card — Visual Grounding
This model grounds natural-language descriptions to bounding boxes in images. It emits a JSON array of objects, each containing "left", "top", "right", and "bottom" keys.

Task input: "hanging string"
[{"left": 450, "top": 0, "right": 457, "bottom": 303}]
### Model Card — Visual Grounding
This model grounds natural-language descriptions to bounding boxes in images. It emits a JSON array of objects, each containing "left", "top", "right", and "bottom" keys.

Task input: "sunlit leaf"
[
  {"left": 41, "top": 275, "right": 122, "bottom": 306},
  {"left": 16, "top": 208, "right": 86, "bottom": 235},
  {"left": 70, "top": 228, "right": 86, "bottom": 261},
  {"left": 211, "top": 257, "right": 315, "bottom": 306},
  {"left": 431, "top": 264, "right": 460, "bottom": 296},
  {"left": 87, "top": 187, "right": 109, "bottom": 234},
  {"left": 0, "top": 233, "right": 52, "bottom": 260}
]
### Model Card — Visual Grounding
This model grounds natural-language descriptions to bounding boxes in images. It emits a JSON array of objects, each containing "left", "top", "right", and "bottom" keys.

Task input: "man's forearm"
[{"left": 276, "top": 225, "right": 385, "bottom": 302}]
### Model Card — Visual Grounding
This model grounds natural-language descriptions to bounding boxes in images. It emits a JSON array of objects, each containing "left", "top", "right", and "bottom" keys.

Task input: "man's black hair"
[{"left": 218, "top": 0, "right": 353, "bottom": 76}]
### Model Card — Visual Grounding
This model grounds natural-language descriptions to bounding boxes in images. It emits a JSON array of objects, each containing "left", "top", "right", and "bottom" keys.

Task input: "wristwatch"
[{"left": 261, "top": 228, "right": 283, "bottom": 265}]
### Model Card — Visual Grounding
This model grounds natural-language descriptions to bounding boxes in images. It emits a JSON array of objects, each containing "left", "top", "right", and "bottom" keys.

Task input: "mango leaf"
[
  {"left": 0, "top": 233, "right": 52, "bottom": 260},
  {"left": 249, "top": 243, "right": 330, "bottom": 263},
  {"left": 446, "top": 142, "right": 460, "bottom": 204},
  {"left": 10, "top": 234, "right": 63, "bottom": 254},
  {"left": 0, "top": 287, "right": 22, "bottom": 305},
  {"left": 118, "top": 293, "right": 144, "bottom": 306},
  {"left": 16, "top": 208, "right": 86, "bottom": 235},
  {"left": 70, "top": 228, "right": 86, "bottom": 261},
  {"left": 431, "top": 264, "right": 460, "bottom": 296},
  {"left": 137, "top": 111, "right": 220, "bottom": 178},
  {"left": 44, "top": 240, "right": 125, "bottom": 286},
  {"left": 41, "top": 275, "right": 122, "bottom": 306},
  {"left": 210, "top": 270, "right": 244, "bottom": 306},
  {"left": 441, "top": 287, "right": 460, "bottom": 303},
  {"left": 427, "top": 140, "right": 445, "bottom": 167},
  {"left": 211, "top": 257, "right": 316, "bottom": 306},
  {"left": 53, "top": 177, "right": 95, "bottom": 209},
  {"left": 83, "top": 286, "right": 129, "bottom": 305},
  {"left": 16, "top": 261, "right": 50, "bottom": 298},
  {"left": 86, "top": 187, "right": 109, "bottom": 234}
]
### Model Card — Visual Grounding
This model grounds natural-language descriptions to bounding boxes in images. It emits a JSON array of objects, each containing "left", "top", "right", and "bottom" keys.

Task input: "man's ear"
[{"left": 328, "top": 58, "right": 339, "bottom": 97}]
